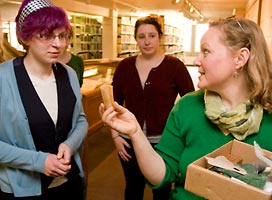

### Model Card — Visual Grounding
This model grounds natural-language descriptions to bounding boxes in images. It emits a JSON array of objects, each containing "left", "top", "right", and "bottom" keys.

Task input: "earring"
[{"left": 233, "top": 71, "right": 239, "bottom": 78}]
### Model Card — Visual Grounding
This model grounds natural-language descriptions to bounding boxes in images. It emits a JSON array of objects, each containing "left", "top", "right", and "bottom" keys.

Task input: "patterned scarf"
[{"left": 204, "top": 90, "right": 263, "bottom": 140}]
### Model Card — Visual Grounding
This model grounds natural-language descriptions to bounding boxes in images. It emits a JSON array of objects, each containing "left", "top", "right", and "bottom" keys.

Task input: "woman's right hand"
[
  {"left": 99, "top": 101, "right": 140, "bottom": 137},
  {"left": 44, "top": 154, "right": 71, "bottom": 177},
  {"left": 113, "top": 136, "right": 132, "bottom": 162}
]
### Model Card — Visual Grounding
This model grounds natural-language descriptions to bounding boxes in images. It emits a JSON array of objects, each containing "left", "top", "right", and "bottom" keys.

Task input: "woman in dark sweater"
[{"left": 110, "top": 16, "right": 194, "bottom": 200}]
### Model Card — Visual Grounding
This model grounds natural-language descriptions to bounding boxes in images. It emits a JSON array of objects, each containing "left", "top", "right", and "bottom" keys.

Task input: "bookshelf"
[
  {"left": 69, "top": 13, "right": 103, "bottom": 60},
  {"left": 117, "top": 16, "right": 139, "bottom": 58},
  {"left": 157, "top": 15, "right": 184, "bottom": 59}
]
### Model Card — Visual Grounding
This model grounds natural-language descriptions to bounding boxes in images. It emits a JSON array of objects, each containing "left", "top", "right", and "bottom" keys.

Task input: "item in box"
[{"left": 185, "top": 140, "right": 272, "bottom": 200}]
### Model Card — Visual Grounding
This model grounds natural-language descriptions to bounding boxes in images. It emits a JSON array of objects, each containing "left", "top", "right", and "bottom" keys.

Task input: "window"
[{"left": 194, "top": 23, "right": 208, "bottom": 52}]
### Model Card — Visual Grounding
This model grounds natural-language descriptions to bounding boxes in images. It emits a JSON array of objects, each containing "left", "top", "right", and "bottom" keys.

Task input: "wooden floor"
[{"left": 86, "top": 126, "right": 152, "bottom": 200}]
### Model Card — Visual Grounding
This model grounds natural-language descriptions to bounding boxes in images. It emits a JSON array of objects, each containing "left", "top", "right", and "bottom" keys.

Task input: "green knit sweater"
[
  {"left": 151, "top": 89, "right": 272, "bottom": 200},
  {"left": 66, "top": 54, "right": 84, "bottom": 87}
]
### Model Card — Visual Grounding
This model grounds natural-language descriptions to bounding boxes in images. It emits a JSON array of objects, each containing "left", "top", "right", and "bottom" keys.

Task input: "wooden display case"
[{"left": 80, "top": 63, "right": 117, "bottom": 180}]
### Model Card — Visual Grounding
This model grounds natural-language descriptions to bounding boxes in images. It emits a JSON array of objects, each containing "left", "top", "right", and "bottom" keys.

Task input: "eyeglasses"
[{"left": 36, "top": 32, "right": 70, "bottom": 43}]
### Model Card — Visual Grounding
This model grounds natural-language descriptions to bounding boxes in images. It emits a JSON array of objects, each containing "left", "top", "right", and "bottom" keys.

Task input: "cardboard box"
[{"left": 185, "top": 140, "right": 272, "bottom": 200}]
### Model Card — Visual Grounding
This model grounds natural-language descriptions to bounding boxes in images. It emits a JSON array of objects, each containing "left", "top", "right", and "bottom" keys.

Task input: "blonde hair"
[{"left": 210, "top": 18, "right": 272, "bottom": 112}]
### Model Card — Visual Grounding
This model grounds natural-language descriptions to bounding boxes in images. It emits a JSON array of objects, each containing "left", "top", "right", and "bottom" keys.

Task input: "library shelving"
[
  {"left": 117, "top": 16, "right": 139, "bottom": 58},
  {"left": 157, "top": 15, "right": 184, "bottom": 59},
  {"left": 69, "top": 13, "right": 103, "bottom": 59}
]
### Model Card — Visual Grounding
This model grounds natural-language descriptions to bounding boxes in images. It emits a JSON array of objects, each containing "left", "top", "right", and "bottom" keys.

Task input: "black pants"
[
  {"left": 0, "top": 175, "right": 86, "bottom": 200},
  {"left": 120, "top": 138, "right": 171, "bottom": 200}
]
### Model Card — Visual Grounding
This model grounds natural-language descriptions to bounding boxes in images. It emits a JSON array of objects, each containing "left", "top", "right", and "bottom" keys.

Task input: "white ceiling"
[
  {"left": 0, "top": 0, "right": 249, "bottom": 22},
  {"left": 74, "top": 0, "right": 249, "bottom": 21}
]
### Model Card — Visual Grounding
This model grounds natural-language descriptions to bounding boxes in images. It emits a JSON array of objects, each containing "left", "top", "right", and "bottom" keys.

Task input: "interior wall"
[
  {"left": 259, "top": 0, "right": 272, "bottom": 57},
  {"left": 0, "top": 4, "right": 20, "bottom": 21},
  {"left": 245, "top": 0, "right": 272, "bottom": 58},
  {"left": 245, "top": 0, "right": 260, "bottom": 23},
  {"left": 102, "top": 9, "right": 118, "bottom": 59}
]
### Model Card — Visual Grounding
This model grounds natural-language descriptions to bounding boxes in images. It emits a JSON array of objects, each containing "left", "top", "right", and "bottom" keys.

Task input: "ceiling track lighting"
[
  {"left": 172, "top": 0, "right": 181, "bottom": 4},
  {"left": 172, "top": 0, "right": 204, "bottom": 22},
  {"left": 184, "top": 0, "right": 204, "bottom": 21}
]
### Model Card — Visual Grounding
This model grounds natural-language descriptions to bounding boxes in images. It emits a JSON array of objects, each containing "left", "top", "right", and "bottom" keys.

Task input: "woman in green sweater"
[
  {"left": 99, "top": 18, "right": 272, "bottom": 199},
  {"left": 59, "top": 30, "right": 84, "bottom": 87}
]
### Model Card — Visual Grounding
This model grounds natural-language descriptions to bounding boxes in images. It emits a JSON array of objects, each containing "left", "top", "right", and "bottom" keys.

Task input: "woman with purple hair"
[{"left": 0, "top": 0, "right": 88, "bottom": 199}]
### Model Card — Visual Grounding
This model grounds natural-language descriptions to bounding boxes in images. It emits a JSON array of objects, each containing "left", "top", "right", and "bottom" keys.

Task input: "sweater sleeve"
[
  {"left": 152, "top": 100, "right": 187, "bottom": 188},
  {"left": 112, "top": 58, "right": 131, "bottom": 106},
  {"left": 149, "top": 91, "right": 204, "bottom": 188},
  {"left": 174, "top": 59, "right": 195, "bottom": 97},
  {"left": 0, "top": 59, "right": 47, "bottom": 173},
  {"left": 0, "top": 140, "right": 48, "bottom": 173},
  {"left": 62, "top": 66, "right": 88, "bottom": 153}
]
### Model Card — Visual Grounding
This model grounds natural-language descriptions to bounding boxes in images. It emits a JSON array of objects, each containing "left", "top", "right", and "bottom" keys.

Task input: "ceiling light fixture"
[
  {"left": 232, "top": 8, "right": 236, "bottom": 16},
  {"left": 178, "top": 0, "right": 204, "bottom": 21},
  {"left": 172, "top": 0, "right": 181, "bottom": 4}
]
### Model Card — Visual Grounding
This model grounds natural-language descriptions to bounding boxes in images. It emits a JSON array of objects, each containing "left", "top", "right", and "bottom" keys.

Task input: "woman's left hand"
[
  {"left": 99, "top": 102, "right": 139, "bottom": 138},
  {"left": 57, "top": 143, "right": 72, "bottom": 164}
]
